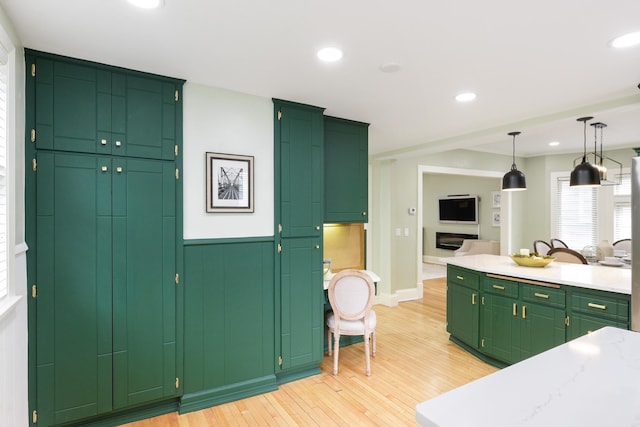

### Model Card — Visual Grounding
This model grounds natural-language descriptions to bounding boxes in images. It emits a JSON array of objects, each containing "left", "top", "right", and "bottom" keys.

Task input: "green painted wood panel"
[
  {"left": 35, "top": 152, "right": 113, "bottom": 426},
  {"left": 183, "top": 241, "right": 275, "bottom": 394},
  {"left": 324, "top": 116, "right": 369, "bottom": 223},
  {"left": 276, "top": 102, "right": 324, "bottom": 238},
  {"left": 279, "top": 237, "right": 324, "bottom": 370},
  {"left": 567, "top": 314, "right": 628, "bottom": 341},
  {"left": 519, "top": 302, "right": 566, "bottom": 361},
  {"left": 481, "top": 293, "right": 520, "bottom": 364},
  {"left": 446, "top": 282, "right": 479, "bottom": 349},
  {"left": 34, "top": 57, "right": 103, "bottom": 154},
  {"left": 31, "top": 52, "right": 178, "bottom": 160},
  {"left": 112, "top": 158, "right": 177, "bottom": 408}
]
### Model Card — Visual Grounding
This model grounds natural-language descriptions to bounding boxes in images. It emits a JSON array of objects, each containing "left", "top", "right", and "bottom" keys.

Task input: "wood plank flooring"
[{"left": 121, "top": 278, "right": 497, "bottom": 426}]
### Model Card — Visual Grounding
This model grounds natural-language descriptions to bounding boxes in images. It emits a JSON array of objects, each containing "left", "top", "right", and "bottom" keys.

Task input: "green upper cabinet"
[
  {"left": 30, "top": 50, "right": 178, "bottom": 160},
  {"left": 275, "top": 99, "right": 324, "bottom": 238},
  {"left": 323, "top": 116, "right": 369, "bottom": 223}
]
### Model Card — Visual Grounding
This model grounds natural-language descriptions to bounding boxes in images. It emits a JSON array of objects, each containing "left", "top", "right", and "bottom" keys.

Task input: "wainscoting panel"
[{"left": 181, "top": 238, "right": 277, "bottom": 413}]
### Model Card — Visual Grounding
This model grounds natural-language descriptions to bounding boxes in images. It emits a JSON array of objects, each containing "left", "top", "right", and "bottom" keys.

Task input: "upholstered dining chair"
[
  {"left": 550, "top": 238, "right": 569, "bottom": 248},
  {"left": 613, "top": 239, "right": 632, "bottom": 255},
  {"left": 326, "top": 269, "right": 377, "bottom": 376},
  {"left": 548, "top": 247, "right": 588, "bottom": 264},
  {"left": 533, "top": 240, "right": 552, "bottom": 255}
]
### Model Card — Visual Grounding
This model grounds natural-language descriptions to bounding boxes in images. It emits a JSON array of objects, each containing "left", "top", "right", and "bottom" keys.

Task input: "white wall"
[
  {"left": 182, "top": 83, "right": 274, "bottom": 239},
  {"left": 0, "top": 4, "right": 28, "bottom": 426}
]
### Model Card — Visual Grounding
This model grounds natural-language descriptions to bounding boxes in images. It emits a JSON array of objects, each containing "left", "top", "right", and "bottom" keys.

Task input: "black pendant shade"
[
  {"left": 570, "top": 117, "right": 600, "bottom": 187},
  {"left": 502, "top": 131, "right": 526, "bottom": 191}
]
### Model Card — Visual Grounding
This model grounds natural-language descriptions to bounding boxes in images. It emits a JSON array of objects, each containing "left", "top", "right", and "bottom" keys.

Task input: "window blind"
[
  {"left": 613, "top": 173, "right": 631, "bottom": 241},
  {"left": 0, "top": 47, "right": 7, "bottom": 299},
  {"left": 553, "top": 176, "right": 598, "bottom": 249}
]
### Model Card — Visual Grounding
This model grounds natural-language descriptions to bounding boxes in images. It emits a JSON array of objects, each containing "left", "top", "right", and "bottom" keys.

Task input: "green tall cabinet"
[
  {"left": 273, "top": 99, "right": 325, "bottom": 382},
  {"left": 26, "top": 50, "right": 184, "bottom": 427}
]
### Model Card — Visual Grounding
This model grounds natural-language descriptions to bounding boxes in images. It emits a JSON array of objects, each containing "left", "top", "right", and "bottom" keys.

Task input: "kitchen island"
[
  {"left": 447, "top": 254, "right": 630, "bottom": 295},
  {"left": 416, "top": 326, "right": 640, "bottom": 426},
  {"left": 444, "top": 254, "right": 631, "bottom": 367}
]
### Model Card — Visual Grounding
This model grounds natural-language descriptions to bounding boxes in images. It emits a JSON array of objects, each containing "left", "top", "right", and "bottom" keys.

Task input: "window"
[
  {"left": 0, "top": 44, "right": 7, "bottom": 300},
  {"left": 613, "top": 172, "right": 631, "bottom": 241},
  {"left": 552, "top": 175, "right": 598, "bottom": 249},
  {"left": 550, "top": 170, "right": 632, "bottom": 251}
]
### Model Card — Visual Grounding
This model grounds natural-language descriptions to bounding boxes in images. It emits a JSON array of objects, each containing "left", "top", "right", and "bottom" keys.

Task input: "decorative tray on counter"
[{"left": 510, "top": 254, "right": 555, "bottom": 267}]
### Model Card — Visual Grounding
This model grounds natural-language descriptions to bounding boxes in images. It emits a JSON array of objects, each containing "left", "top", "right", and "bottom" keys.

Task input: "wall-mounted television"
[{"left": 438, "top": 195, "right": 479, "bottom": 224}]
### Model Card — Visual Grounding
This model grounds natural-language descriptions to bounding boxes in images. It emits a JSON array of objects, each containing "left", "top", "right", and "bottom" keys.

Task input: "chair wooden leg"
[
  {"left": 333, "top": 334, "right": 340, "bottom": 375},
  {"left": 364, "top": 334, "right": 371, "bottom": 376},
  {"left": 372, "top": 330, "right": 376, "bottom": 357},
  {"left": 327, "top": 327, "right": 332, "bottom": 356}
]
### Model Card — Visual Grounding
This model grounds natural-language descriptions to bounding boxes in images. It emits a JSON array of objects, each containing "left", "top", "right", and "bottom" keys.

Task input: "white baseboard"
[{"left": 423, "top": 255, "right": 450, "bottom": 265}]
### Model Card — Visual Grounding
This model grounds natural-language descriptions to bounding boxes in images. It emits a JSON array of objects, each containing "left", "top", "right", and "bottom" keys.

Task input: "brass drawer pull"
[
  {"left": 471, "top": 293, "right": 476, "bottom": 305},
  {"left": 534, "top": 292, "right": 550, "bottom": 299},
  {"left": 587, "top": 302, "right": 607, "bottom": 310},
  {"left": 456, "top": 275, "right": 464, "bottom": 281},
  {"left": 522, "top": 305, "right": 527, "bottom": 319},
  {"left": 512, "top": 303, "right": 517, "bottom": 316},
  {"left": 493, "top": 284, "right": 505, "bottom": 290}
]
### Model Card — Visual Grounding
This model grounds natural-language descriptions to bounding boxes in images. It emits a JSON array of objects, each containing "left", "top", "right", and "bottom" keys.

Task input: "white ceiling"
[{"left": 2, "top": 0, "right": 640, "bottom": 159}]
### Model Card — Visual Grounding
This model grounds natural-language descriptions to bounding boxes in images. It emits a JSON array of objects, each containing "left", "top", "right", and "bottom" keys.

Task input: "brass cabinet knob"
[
  {"left": 101, "top": 139, "right": 107, "bottom": 145},
  {"left": 116, "top": 167, "right": 123, "bottom": 173},
  {"left": 115, "top": 140, "right": 122, "bottom": 147},
  {"left": 101, "top": 165, "right": 108, "bottom": 172}
]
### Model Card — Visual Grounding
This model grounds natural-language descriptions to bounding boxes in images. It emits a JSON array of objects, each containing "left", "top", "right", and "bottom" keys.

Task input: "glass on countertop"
[{"left": 581, "top": 245, "right": 597, "bottom": 263}]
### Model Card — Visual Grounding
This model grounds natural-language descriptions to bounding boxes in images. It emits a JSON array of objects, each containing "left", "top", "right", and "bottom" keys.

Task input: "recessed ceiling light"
[
  {"left": 611, "top": 31, "right": 640, "bottom": 48},
  {"left": 455, "top": 92, "right": 477, "bottom": 102},
  {"left": 379, "top": 62, "right": 401, "bottom": 73},
  {"left": 128, "top": 0, "right": 164, "bottom": 9},
  {"left": 317, "top": 47, "right": 343, "bottom": 62},
  {"left": 549, "top": 141, "right": 560, "bottom": 147}
]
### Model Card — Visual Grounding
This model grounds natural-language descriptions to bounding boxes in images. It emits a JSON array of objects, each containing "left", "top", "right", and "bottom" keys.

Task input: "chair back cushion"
[{"left": 328, "top": 270, "right": 375, "bottom": 322}]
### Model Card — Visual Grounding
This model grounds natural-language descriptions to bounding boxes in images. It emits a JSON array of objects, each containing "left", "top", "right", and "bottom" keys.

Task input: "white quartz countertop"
[
  {"left": 447, "top": 254, "right": 631, "bottom": 295},
  {"left": 416, "top": 327, "right": 640, "bottom": 427}
]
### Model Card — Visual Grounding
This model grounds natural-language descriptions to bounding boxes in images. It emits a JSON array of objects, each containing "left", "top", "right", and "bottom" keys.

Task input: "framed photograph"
[
  {"left": 492, "top": 211, "right": 501, "bottom": 227},
  {"left": 492, "top": 191, "right": 501, "bottom": 208},
  {"left": 206, "top": 152, "right": 254, "bottom": 213}
]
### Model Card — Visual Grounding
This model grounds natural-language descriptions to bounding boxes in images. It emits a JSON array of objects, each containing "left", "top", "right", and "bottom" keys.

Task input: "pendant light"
[
  {"left": 502, "top": 131, "right": 526, "bottom": 191},
  {"left": 570, "top": 116, "right": 600, "bottom": 187},
  {"left": 589, "top": 121, "right": 622, "bottom": 185}
]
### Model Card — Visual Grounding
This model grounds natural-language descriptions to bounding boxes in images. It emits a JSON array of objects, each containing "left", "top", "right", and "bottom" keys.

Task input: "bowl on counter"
[{"left": 510, "top": 254, "right": 555, "bottom": 267}]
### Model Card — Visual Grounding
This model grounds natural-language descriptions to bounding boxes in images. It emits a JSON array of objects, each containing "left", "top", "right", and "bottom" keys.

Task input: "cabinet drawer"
[
  {"left": 447, "top": 265, "right": 479, "bottom": 290},
  {"left": 482, "top": 276, "right": 518, "bottom": 298},
  {"left": 521, "top": 284, "right": 565, "bottom": 309},
  {"left": 570, "top": 292, "right": 629, "bottom": 322}
]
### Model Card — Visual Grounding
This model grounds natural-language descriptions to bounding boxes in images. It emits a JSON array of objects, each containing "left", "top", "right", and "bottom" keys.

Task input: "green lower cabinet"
[
  {"left": 446, "top": 282, "right": 479, "bottom": 349},
  {"left": 278, "top": 236, "right": 324, "bottom": 378},
  {"left": 567, "top": 313, "right": 628, "bottom": 341},
  {"left": 447, "top": 268, "right": 631, "bottom": 367},
  {"left": 481, "top": 293, "right": 520, "bottom": 364},
  {"left": 519, "top": 302, "right": 566, "bottom": 361}
]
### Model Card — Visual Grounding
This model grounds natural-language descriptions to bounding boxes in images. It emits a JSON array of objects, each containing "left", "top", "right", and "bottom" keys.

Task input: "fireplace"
[{"left": 436, "top": 232, "right": 478, "bottom": 250}]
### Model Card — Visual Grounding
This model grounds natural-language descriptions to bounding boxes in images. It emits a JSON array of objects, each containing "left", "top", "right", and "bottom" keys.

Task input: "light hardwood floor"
[{"left": 121, "top": 278, "right": 497, "bottom": 426}]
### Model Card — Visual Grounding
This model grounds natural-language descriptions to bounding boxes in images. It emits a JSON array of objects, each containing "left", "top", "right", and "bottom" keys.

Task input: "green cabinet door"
[
  {"left": 29, "top": 51, "right": 178, "bottom": 160},
  {"left": 35, "top": 152, "right": 114, "bottom": 426},
  {"left": 446, "top": 282, "right": 479, "bottom": 349},
  {"left": 279, "top": 237, "right": 324, "bottom": 370},
  {"left": 519, "top": 302, "right": 566, "bottom": 361},
  {"left": 567, "top": 314, "right": 627, "bottom": 341},
  {"left": 275, "top": 100, "right": 324, "bottom": 238},
  {"left": 324, "top": 116, "right": 369, "bottom": 223},
  {"left": 34, "top": 154, "right": 177, "bottom": 425},
  {"left": 112, "top": 158, "right": 177, "bottom": 408},
  {"left": 481, "top": 293, "right": 520, "bottom": 364}
]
